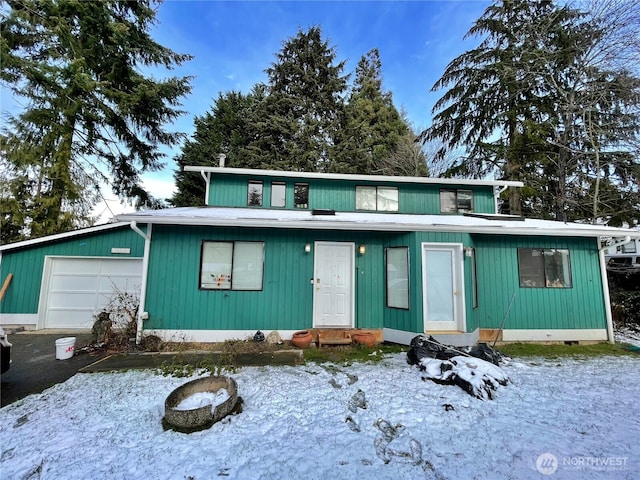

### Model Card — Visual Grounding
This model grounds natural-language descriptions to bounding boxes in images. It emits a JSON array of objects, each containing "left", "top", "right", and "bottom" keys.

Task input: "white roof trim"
[
  {"left": 116, "top": 207, "right": 640, "bottom": 239},
  {"left": 183, "top": 166, "right": 524, "bottom": 188},
  {"left": 0, "top": 222, "right": 130, "bottom": 252}
]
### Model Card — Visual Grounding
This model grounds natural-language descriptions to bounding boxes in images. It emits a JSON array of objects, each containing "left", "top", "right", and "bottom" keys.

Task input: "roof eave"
[
  {"left": 115, "top": 214, "right": 638, "bottom": 239},
  {"left": 183, "top": 166, "right": 524, "bottom": 188},
  {"left": 0, "top": 222, "right": 130, "bottom": 252}
]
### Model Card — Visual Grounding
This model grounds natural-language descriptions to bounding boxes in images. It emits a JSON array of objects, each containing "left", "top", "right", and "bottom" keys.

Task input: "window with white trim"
[
  {"left": 200, "top": 241, "right": 264, "bottom": 290},
  {"left": 386, "top": 246, "right": 409, "bottom": 309},
  {"left": 440, "top": 189, "right": 473, "bottom": 213},
  {"left": 517, "top": 248, "right": 572, "bottom": 288},
  {"left": 356, "top": 186, "right": 398, "bottom": 211}
]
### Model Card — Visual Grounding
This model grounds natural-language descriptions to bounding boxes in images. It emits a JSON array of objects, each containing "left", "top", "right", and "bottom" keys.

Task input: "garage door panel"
[
  {"left": 47, "top": 310, "right": 96, "bottom": 329},
  {"left": 101, "top": 260, "right": 142, "bottom": 275},
  {"left": 53, "top": 258, "right": 101, "bottom": 273},
  {"left": 43, "top": 258, "right": 143, "bottom": 329},
  {"left": 50, "top": 275, "right": 100, "bottom": 291},
  {"left": 98, "top": 276, "right": 140, "bottom": 292},
  {"left": 48, "top": 292, "right": 99, "bottom": 308}
]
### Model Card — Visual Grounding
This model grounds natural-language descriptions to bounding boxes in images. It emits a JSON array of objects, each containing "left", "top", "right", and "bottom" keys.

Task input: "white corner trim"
[
  {"left": 383, "top": 327, "right": 479, "bottom": 347},
  {"left": 501, "top": 329, "right": 608, "bottom": 342},
  {"left": 0, "top": 313, "right": 38, "bottom": 327},
  {"left": 382, "top": 328, "right": 421, "bottom": 346},
  {"left": 143, "top": 329, "right": 301, "bottom": 343}
]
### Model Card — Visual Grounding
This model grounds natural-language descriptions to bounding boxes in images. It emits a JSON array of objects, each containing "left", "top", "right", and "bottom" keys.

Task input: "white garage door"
[{"left": 42, "top": 257, "right": 143, "bottom": 329}]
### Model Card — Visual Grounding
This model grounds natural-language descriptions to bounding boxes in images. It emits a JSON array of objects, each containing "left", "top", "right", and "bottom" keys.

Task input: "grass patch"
[
  {"left": 303, "top": 343, "right": 407, "bottom": 364},
  {"left": 498, "top": 342, "right": 637, "bottom": 358}
]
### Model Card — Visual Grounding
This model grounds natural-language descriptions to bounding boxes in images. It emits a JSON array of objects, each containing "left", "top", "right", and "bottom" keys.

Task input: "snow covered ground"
[{"left": 1, "top": 353, "right": 638, "bottom": 479}]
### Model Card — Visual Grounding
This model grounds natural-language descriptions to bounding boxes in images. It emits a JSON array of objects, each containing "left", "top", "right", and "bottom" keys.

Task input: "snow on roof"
[
  {"left": 117, "top": 207, "right": 640, "bottom": 239},
  {"left": 183, "top": 166, "right": 525, "bottom": 188},
  {"left": 0, "top": 222, "right": 131, "bottom": 253}
]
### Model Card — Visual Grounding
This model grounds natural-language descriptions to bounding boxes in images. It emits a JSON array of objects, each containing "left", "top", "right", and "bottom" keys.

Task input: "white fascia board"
[
  {"left": 183, "top": 166, "right": 524, "bottom": 188},
  {"left": 115, "top": 212, "right": 640, "bottom": 239},
  {"left": 0, "top": 222, "right": 131, "bottom": 253}
]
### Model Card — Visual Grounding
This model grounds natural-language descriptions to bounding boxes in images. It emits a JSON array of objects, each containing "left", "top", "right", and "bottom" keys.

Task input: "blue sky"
[
  {"left": 2, "top": 1, "right": 493, "bottom": 217},
  {"left": 136, "top": 0, "right": 490, "bottom": 203}
]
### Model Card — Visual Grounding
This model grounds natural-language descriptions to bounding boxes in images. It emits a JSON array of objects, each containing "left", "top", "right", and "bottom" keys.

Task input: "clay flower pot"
[
  {"left": 291, "top": 330, "right": 313, "bottom": 349},
  {"left": 353, "top": 331, "right": 375, "bottom": 348}
]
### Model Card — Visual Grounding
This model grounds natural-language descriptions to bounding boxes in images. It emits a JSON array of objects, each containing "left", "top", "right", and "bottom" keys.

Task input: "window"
[
  {"left": 621, "top": 241, "right": 637, "bottom": 254},
  {"left": 294, "top": 183, "right": 309, "bottom": 209},
  {"left": 386, "top": 247, "right": 409, "bottom": 309},
  {"left": 248, "top": 181, "right": 263, "bottom": 206},
  {"left": 517, "top": 248, "right": 572, "bottom": 288},
  {"left": 356, "top": 186, "right": 399, "bottom": 211},
  {"left": 271, "top": 182, "right": 286, "bottom": 208},
  {"left": 440, "top": 189, "right": 474, "bottom": 213},
  {"left": 200, "top": 241, "right": 264, "bottom": 290}
]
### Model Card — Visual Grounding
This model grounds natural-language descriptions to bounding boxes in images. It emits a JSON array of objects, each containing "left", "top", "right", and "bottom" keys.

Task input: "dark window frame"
[
  {"left": 440, "top": 189, "right": 474, "bottom": 214},
  {"left": 247, "top": 180, "right": 263, "bottom": 207},
  {"left": 517, "top": 248, "right": 573, "bottom": 289},
  {"left": 385, "top": 246, "right": 410, "bottom": 310},
  {"left": 356, "top": 185, "right": 399, "bottom": 212},
  {"left": 199, "top": 240, "right": 265, "bottom": 291},
  {"left": 294, "top": 183, "right": 309, "bottom": 209}
]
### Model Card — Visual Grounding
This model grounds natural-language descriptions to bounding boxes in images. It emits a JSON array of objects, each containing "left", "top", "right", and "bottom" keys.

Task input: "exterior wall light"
[
  {"left": 359, "top": 244, "right": 366, "bottom": 255},
  {"left": 464, "top": 247, "right": 474, "bottom": 257},
  {"left": 305, "top": 243, "right": 311, "bottom": 253}
]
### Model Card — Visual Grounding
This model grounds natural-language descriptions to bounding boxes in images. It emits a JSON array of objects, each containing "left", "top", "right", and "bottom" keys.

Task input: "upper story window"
[
  {"left": 247, "top": 181, "right": 263, "bottom": 206},
  {"left": 294, "top": 183, "right": 309, "bottom": 209},
  {"left": 518, "top": 248, "right": 572, "bottom": 288},
  {"left": 271, "top": 182, "right": 286, "bottom": 208},
  {"left": 440, "top": 189, "right": 473, "bottom": 214},
  {"left": 356, "top": 186, "right": 398, "bottom": 212}
]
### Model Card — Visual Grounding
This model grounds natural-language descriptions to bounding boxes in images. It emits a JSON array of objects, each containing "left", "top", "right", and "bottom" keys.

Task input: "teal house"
[{"left": 2, "top": 166, "right": 638, "bottom": 346}]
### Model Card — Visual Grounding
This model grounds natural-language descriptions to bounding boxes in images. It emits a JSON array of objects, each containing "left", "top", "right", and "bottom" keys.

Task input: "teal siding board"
[
  {"left": 0, "top": 227, "right": 144, "bottom": 314},
  {"left": 145, "top": 225, "right": 401, "bottom": 332},
  {"left": 400, "top": 185, "right": 494, "bottom": 214},
  {"left": 473, "top": 235, "right": 606, "bottom": 331},
  {"left": 208, "top": 173, "right": 497, "bottom": 214}
]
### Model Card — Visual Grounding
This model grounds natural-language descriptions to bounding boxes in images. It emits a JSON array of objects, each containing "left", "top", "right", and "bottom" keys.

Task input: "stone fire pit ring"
[{"left": 163, "top": 376, "right": 239, "bottom": 433}]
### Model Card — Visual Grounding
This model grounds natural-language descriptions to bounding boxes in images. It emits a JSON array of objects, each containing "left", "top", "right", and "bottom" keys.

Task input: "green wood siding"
[
  {"left": 382, "top": 232, "right": 475, "bottom": 334},
  {"left": 473, "top": 235, "right": 606, "bottom": 330},
  {"left": 399, "top": 184, "right": 494, "bottom": 214},
  {"left": 144, "top": 225, "right": 400, "bottom": 331},
  {"left": 0, "top": 227, "right": 145, "bottom": 314},
  {"left": 208, "top": 173, "right": 497, "bottom": 214}
]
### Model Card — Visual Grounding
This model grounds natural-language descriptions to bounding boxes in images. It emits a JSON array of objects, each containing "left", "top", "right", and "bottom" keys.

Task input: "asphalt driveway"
[{"left": 0, "top": 331, "right": 108, "bottom": 408}]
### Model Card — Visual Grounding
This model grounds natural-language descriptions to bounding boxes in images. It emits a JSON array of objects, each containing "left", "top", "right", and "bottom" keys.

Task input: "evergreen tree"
[
  {"left": 423, "top": 0, "right": 640, "bottom": 223},
  {"left": 172, "top": 89, "right": 260, "bottom": 207},
  {"left": 331, "top": 49, "right": 412, "bottom": 175},
  {"left": 422, "top": 0, "right": 581, "bottom": 214},
  {"left": 245, "top": 26, "right": 348, "bottom": 172},
  {"left": 1, "top": 0, "right": 191, "bottom": 240}
]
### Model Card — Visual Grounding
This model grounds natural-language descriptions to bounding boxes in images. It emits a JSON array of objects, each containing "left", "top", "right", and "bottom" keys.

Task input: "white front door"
[
  {"left": 313, "top": 242, "right": 354, "bottom": 327},
  {"left": 422, "top": 243, "right": 465, "bottom": 332}
]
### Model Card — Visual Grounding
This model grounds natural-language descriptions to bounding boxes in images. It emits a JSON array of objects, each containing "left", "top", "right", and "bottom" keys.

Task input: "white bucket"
[{"left": 55, "top": 337, "right": 76, "bottom": 360}]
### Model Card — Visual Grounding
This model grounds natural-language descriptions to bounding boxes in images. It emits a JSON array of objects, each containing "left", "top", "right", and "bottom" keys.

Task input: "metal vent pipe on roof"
[{"left": 218, "top": 153, "right": 226, "bottom": 168}]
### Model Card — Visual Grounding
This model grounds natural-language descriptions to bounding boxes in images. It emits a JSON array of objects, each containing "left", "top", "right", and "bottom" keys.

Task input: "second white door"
[{"left": 313, "top": 242, "right": 354, "bottom": 327}]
